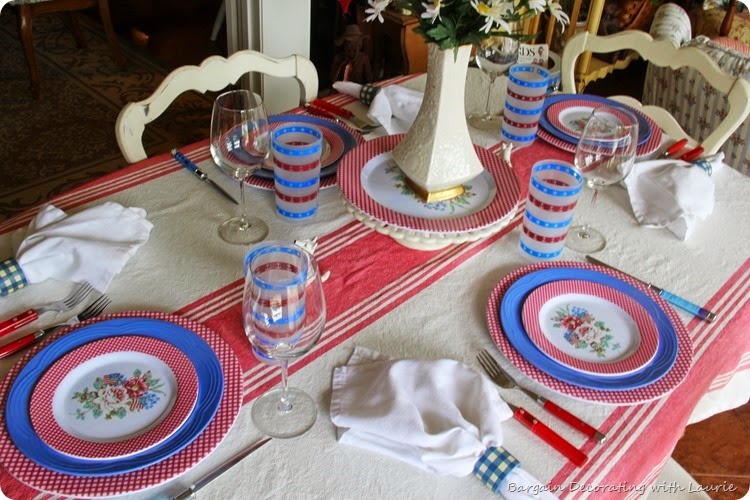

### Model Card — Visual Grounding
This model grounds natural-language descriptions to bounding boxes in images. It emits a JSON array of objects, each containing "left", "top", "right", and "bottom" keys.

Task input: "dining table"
[{"left": 0, "top": 70, "right": 748, "bottom": 500}]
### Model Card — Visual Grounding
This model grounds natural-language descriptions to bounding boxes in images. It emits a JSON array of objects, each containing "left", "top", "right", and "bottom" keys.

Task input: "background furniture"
[
  {"left": 115, "top": 50, "right": 318, "bottom": 163},
  {"left": 562, "top": 29, "right": 750, "bottom": 156},
  {"left": 9, "top": 0, "right": 124, "bottom": 98},
  {"left": 643, "top": 2, "right": 750, "bottom": 174}
]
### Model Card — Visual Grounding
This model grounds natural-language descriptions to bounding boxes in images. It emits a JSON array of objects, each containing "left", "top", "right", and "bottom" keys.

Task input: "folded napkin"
[
  {"left": 333, "top": 81, "right": 423, "bottom": 135},
  {"left": 623, "top": 154, "right": 724, "bottom": 240},
  {"left": 330, "top": 346, "right": 556, "bottom": 498},
  {"left": 1, "top": 202, "right": 153, "bottom": 296}
]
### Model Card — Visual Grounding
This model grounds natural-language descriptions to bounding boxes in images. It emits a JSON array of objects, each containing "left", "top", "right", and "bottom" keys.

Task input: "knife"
[
  {"left": 171, "top": 149, "right": 238, "bottom": 205},
  {"left": 311, "top": 98, "right": 375, "bottom": 130},
  {"left": 515, "top": 385, "right": 606, "bottom": 443},
  {"left": 585, "top": 256, "right": 717, "bottom": 322},
  {"left": 508, "top": 402, "right": 588, "bottom": 467},
  {"left": 172, "top": 438, "right": 271, "bottom": 499}
]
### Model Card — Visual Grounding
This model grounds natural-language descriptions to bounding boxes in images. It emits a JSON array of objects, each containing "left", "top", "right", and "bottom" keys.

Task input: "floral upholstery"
[
  {"left": 695, "top": 7, "right": 750, "bottom": 45},
  {"left": 642, "top": 35, "right": 750, "bottom": 175}
]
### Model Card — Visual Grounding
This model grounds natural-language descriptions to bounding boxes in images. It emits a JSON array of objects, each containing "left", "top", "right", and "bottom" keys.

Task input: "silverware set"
[
  {"left": 477, "top": 348, "right": 606, "bottom": 466},
  {"left": 0, "top": 291, "right": 111, "bottom": 359}
]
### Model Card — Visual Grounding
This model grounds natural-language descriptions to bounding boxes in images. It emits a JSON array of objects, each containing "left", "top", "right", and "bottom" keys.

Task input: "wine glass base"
[
  {"left": 565, "top": 225, "right": 607, "bottom": 254},
  {"left": 219, "top": 216, "right": 269, "bottom": 245},
  {"left": 467, "top": 113, "right": 503, "bottom": 132},
  {"left": 251, "top": 387, "right": 317, "bottom": 439}
]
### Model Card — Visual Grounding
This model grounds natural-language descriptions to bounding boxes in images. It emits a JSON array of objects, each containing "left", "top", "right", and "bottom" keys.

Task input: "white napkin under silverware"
[
  {"left": 330, "top": 346, "right": 556, "bottom": 498},
  {"left": 624, "top": 154, "right": 724, "bottom": 240},
  {"left": 333, "top": 81, "right": 423, "bottom": 135},
  {"left": 1, "top": 202, "right": 153, "bottom": 296}
]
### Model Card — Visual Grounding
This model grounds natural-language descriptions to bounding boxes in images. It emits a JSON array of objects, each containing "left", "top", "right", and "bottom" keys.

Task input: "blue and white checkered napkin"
[
  {"left": 330, "top": 346, "right": 555, "bottom": 498},
  {"left": 1, "top": 202, "right": 153, "bottom": 296}
]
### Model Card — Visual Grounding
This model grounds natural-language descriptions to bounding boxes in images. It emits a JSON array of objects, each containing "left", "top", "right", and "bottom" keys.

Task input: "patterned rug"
[{"left": 0, "top": 7, "right": 217, "bottom": 221}]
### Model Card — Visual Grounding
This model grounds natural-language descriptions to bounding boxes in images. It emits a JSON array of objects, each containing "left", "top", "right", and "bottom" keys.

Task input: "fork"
[
  {"left": 303, "top": 103, "right": 380, "bottom": 134},
  {"left": 0, "top": 294, "right": 111, "bottom": 359},
  {"left": 0, "top": 281, "right": 95, "bottom": 338},
  {"left": 477, "top": 349, "right": 606, "bottom": 443}
]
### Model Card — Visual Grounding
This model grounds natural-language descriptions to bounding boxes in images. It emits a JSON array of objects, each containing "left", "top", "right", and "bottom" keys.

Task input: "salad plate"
[
  {"left": 30, "top": 336, "right": 199, "bottom": 460},
  {"left": 521, "top": 279, "right": 660, "bottom": 377},
  {"left": 486, "top": 262, "right": 692, "bottom": 405},
  {"left": 536, "top": 124, "right": 662, "bottom": 158},
  {"left": 0, "top": 312, "right": 242, "bottom": 497},
  {"left": 338, "top": 135, "right": 521, "bottom": 235}
]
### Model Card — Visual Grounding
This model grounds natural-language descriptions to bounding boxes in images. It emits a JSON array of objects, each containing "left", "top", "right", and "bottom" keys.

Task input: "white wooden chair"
[
  {"left": 116, "top": 50, "right": 319, "bottom": 164},
  {"left": 561, "top": 30, "right": 750, "bottom": 155}
]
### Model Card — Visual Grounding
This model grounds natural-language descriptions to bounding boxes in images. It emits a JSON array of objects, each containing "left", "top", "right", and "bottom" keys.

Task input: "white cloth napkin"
[
  {"left": 330, "top": 346, "right": 556, "bottom": 498},
  {"left": 333, "top": 81, "right": 423, "bottom": 135},
  {"left": 623, "top": 154, "right": 724, "bottom": 240},
  {"left": 8, "top": 202, "right": 153, "bottom": 293}
]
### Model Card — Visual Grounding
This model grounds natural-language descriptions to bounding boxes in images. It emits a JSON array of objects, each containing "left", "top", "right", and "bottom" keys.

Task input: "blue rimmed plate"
[
  {"left": 254, "top": 113, "right": 361, "bottom": 181},
  {"left": 500, "top": 268, "right": 678, "bottom": 390},
  {"left": 540, "top": 94, "right": 651, "bottom": 146},
  {"left": 5, "top": 318, "right": 224, "bottom": 476}
]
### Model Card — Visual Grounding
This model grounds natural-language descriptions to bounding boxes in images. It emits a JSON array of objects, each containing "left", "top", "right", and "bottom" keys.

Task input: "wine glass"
[
  {"left": 243, "top": 241, "right": 326, "bottom": 438},
  {"left": 210, "top": 89, "right": 270, "bottom": 245},
  {"left": 467, "top": 33, "right": 520, "bottom": 131},
  {"left": 565, "top": 105, "right": 639, "bottom": 254}
]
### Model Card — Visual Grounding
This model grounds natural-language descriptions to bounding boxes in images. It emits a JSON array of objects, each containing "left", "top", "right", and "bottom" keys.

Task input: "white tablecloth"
[{"left": 0, "top": 73, "right": 748, "bottom": 499}]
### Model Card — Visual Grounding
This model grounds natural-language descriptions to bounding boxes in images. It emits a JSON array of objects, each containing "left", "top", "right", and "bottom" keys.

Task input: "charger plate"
[
  {"left": 536, "top": 125, "right": 662, "bottom": 158},
  {"left": 246, "top": 113, "right": 362, "bottom": 190},
  {"left": 0, "top": 312, "right": 242, "bottom": 497},
  {"left": 338, "top": 135, "right": 521, "bottom": 235},
  {"left": 521, "top": 280, "right": 660, "bottom": 377},
  {"left": 544, "top": 96, "right": 651, "bottom": 145},
  {"left": 486, "top": 262, "right": 691, "bottom": 405},
  {"left": 30, "top": 336, "right": 199, "bottom": 460}
]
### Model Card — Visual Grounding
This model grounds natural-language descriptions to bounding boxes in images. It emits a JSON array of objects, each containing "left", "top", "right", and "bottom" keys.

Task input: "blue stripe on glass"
[
  {"left": 504, "top": 102, "right": 543, "bottom": 116},
  {"left": 531, "top": 163, "right": 583, "bottom": 196},
  {"left": 252, "top": 305, "right": 305, "bottom": 326},
  {"left": 274, "top": 175, "right": 319, "bottom": 189},
  {"left": 245, "top": 244, "right": 307, "bottom": 289},
  {"left": 501, "top": 129, "right": 536, "bottom": 142},
  {"left": 276, "top": 206, "right": 318, "bottom": 219},
  {"left": 509, "top": 65, "right": 550, "bottom": 88},
  {"left": 520, "top": 240, "right": 564, "bottom": 259},
  {"left": 524, "top": 210, "right": 572, "bottom": 228},
  {"left": 272, "top": 125, "right": 323, "bottom": 157}
]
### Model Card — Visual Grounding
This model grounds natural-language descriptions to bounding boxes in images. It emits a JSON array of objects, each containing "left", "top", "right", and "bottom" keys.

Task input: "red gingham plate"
[
  {"left": 338, "top": 135, "right": 521, "bottom": 234},
  {"left": 30, "top": 336, "right": 199, "bottom": 460},
  {"left": 0, "top": 312, "right": 242, "bottom": 498},
  {"left": 537, "top": 115, "right": 662, "bottom": 158},
  {"left": 522, "top": 280, "right": 660, "bottom": 377},
  {"left": 487, "top": 262, "right": 692, "bottom": 405}
]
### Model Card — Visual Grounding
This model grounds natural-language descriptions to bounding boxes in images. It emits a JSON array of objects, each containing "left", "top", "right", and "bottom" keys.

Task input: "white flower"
[
  {"left": 365, "top": 0, "right": 391, "bottom": 23},
  {"left": 548, "top": 1, "right": 570, "bottom": 26},
  {"left": 421, "top": 0, "right": 443, "bottom": 23},
  {"left": 528, "top": 0, "right": 547, "bottom": 13},
  {"left": 471, "top": 0, "right": 512, "bottom": 33}
]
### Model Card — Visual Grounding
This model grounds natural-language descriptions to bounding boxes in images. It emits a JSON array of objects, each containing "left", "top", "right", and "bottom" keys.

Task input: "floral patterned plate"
[
  {"left": 29, "top": 336, "right": 198, "bottom": 460},
  {"left": 338, "top": 135, "right": 521, "bottom": 234},
  {"left": 546, "top": 100, "right": 651, "bottom": 145},
  {"left": 3, "top": 316, "right": 231, "bottom": 477},
  {"left": 522, "top": 280, "right": 660, "bottom": 377},
  {"left": 489, "top": 265, "right": 688, "bottom": 403}
]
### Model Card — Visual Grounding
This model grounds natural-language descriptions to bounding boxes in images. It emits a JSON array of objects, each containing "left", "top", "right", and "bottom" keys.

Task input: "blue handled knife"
[{"left": 171, "top": 149, "right": 238, "bottom": 205}]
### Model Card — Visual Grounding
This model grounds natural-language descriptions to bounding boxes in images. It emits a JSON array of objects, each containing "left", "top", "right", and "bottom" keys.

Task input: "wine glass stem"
[
  {"left": 278, "top": 360, "right": 292, "bottom": 413},
  {"left": 483, "top": 75, "right": 497, "bottom": 118},
  {"left": 579, "top": 187, "right": 600, "bottom": 238},
  {"left": 238, "top": 176, "right": 249, "bottom": 228}
]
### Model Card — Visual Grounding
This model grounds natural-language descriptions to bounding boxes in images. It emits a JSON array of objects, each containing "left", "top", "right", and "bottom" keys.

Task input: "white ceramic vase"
[{"left": 392, "top": 43, "right": 484, "bottom": 194}]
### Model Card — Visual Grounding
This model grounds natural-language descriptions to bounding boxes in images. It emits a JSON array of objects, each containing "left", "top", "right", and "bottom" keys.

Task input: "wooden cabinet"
[{"left": 357, "top": 8, "right": 428, "bottom": 79}]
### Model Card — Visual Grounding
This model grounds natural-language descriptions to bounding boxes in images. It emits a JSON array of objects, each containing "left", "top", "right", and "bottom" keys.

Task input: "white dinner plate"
[{"left": 522, "top": 280, "right": 660, "bottom": 377}]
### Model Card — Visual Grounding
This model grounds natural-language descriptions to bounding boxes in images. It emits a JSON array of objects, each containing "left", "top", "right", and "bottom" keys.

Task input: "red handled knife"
[
  {"left": 509, "top": 403, "right": 589, "bottom": 467},
  {"left": 679, "top": 146, "right": 704, "bottom": 162},
  {"left": 661, "top": 139, "right": 687, "bottom": 158}
]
